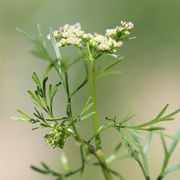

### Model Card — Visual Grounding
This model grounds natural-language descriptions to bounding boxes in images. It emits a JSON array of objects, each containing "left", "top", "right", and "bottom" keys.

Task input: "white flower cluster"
[
  {"left": 105, "top": 21, "right": 134, "bottom": 39},
  {"left": 47, "top": 21, "right": 134, "bottom": 57},
  {"left": 88, "top": 33, "right": 123, "bottom": 54},
  {"left": 47, "top": 23, "right": 84, "bottom": 48}
]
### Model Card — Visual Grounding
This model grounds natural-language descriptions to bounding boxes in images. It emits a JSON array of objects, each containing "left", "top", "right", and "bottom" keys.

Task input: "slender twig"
[{"left": 64, "top": 71, "right": 84, "bottom": 146}]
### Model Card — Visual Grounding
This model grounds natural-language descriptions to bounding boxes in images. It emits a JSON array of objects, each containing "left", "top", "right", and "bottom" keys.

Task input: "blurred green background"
[{"left": 1, "top": 0, "right": 180, "bottom": 179}]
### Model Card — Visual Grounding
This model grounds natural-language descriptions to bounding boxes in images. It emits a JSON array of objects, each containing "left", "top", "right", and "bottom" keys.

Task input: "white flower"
[
  {"left": 105, "top": 29, "right": 117, "bottom": 37},
  {"left": 47, "top": 30, "right": 59, "bottom": 40},
  {"left": 126, "top": 22, "right": 134, "bottom": 30},
  {"left": 114, "top": 41, "right": 123, "bottom": 48},
  {"left": 120, "top": 21, "right": 127, "bottom": 26},
  {"left": 82, "top": 33, "right": 93, "bottom": 40}
]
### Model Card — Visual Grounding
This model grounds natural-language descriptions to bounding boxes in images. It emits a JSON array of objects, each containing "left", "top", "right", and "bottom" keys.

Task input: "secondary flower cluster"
[
  {"left": 105, "top": 21, "right": 134, "bottom": 40},
  {"left": 87, "top": 33, "right": 123, "bottom": 54},
  {"left": 44, "top": 123, "right": 70, "bottom": 149},
  {"left": 47, "top": 21, "right": 134, "bottom": 57}
]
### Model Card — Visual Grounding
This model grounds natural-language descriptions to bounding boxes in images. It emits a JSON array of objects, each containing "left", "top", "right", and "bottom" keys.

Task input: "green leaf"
[
  {"left": 158, "top": 126, "right": 180, "bottom": 178},
  {"left": 44, "top": 63, "right": 54, "bottom": 79},
  {"left": 129, "top": 129, "right": 142, "bottom": 147},
  {"left": 31, "top": 165, "right": 48, "bottom": 174},
  {"left": 28, "top": 90, "right": 44, "bottom": 109},
  {"left": 66, "top": 103, "right": 71, "bottom": 117},
  {"left": 49, "top": 28, "right": 61, "bottom": 64},
  {"left": 164, "top": 163, "right": 180, "bottom": 176},
  {"left": 105, "top": 143, "right": 128, "bottom": 164},
  {"left": 52, "top": 82, "right": 61, "bottom": 98},
  {"left": 106, "top": 153, "right": 129, "bottom": 164},
  {"left": 128, "top": 129, "right": 151, "bottom": 176},
  {"left": 135, "top": 120, "right": 165, "bottom": 129},
  {"left": 143, "top": 126, "right": 165, "bottom": 131},
  {"left": 126, "top": 126, "right": 165, "bottom": 131},
  {"left": 114, "top": 142, "right": 123, "bottom": 153},
  {"left": 137, "top": 132, "right": 152, "bottom": 178},
  {"left": 124, "top": 139, "right": 148, "bottom": 179},
  {"left": 101, "top": 57, "right": 124, "bottom": 72},
  {"left": 30, "top": 48, "right": 50, "bottom": 61},
  {"left": 17, "top": 109, "right": 32, "bottom": 120},
  {"left": 40, "top": 162, "right": 49, "bottom": 171},
  {"left": 49, "top": 83, "right": 52, "bottom": 96},
  {"left": 96, "top": 56, "right": 123, "bottom": 78},
  {"left": 80, "top": 111, "right": 95, "bottom": 121},
  {"left": 46, "top": 117, "right": 68, "bottom": 122},
  {"left": 132, "top": 106, "right": 180, "bottom": 129},
  {"left": 156, "top": 104, "right": 169, "bottom": 119},
  {"left": 61, "top": 153, "right": 70, "bottom": 171},
  {"left": 119, "top": 131, "right": 142, "bottom": 149},
  {"left": 88, "top": 123, "right": 114, "bottom": 143},
  {"left": 120, "top": 112, "right": 135, "bottom": 125},
  {"left": 11, "top": 116, "right": 29, "bottom": 122},
  {"left": 143, "top": 132, "right": 152, "bottom": 154},
  {"left": 37, "top": 23, "right": 46, "bottom": 48},
  {"left": 160, "top": 133, "right": 168, "bottom": 155},
  {"left": 42, "top": 77, "right": 48, "bottom": 97},
  {"left": 167, "top": 108, "right": 180, "bottom": 117},
  {"left": 17, "top": 27, "right": 51, "bottom": 61},
  {"left": 16, "top": 28, "right": 34, "bottom": 41},
  {"left": 32, "top": 72, "right": 41, "bottom": 88},
  {"left": 49, "top": 28, "right": 66, "bottom": 87},
  {"left": 80, "top": 97, "right": 93, "bottom": 116},
  {"left": 128, "top": 36, "right": 136, "bottom": 40},
  {"left": 168, "top": 126, "right": 180, "bottom": 155},
  {"left": 32, "top": 127, "right": 39, "bottom": 131},
  {"left": 161, "top": 133, "right": 180, "bottom": 141}
]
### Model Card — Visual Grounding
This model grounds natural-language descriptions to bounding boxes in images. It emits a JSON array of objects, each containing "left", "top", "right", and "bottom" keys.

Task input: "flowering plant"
[{"left": 14, "top": 22, "right": 180, "bottom": 180}]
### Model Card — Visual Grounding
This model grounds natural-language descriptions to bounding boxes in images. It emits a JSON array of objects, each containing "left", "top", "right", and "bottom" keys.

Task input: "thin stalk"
[
  {"left": 157, "top": 156, "right": 169, "bottom": 180},
  {"left": 64, "top": 71, "right": 84, "bottom": 145},
  {"left": 141, "top": 153, "right": 150, "bottom": 180},
  {"left": 134, "top": 155, "right": 148, "bottom": 180},
  {"left": 88, "top": 48, "right": 113, "bottom": 180}
]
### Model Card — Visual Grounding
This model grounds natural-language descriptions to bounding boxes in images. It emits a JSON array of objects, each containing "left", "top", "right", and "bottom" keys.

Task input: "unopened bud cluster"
[
  {"left": 44, "top": 123, "right": 70, "bottom": 149},
  {"left": 47, "top": 21, "right": 134, "bottom": 57}
]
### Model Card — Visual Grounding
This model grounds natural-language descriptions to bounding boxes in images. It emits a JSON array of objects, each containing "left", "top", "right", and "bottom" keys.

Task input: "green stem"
[
  {"left": 64, "top": 72, "right": 83, "bottom": 145},
  {"left": 157, "top": 157, "right": 169, "bottom": 180},
  {"left": 96, "top": 153, "right": 113, "bottom": 180},
  {"left": 89, "top": 59, "right": 102, "bottom": 149},
  {"left": 88, "top": 50, "right": 113, "bottom": 180}
]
